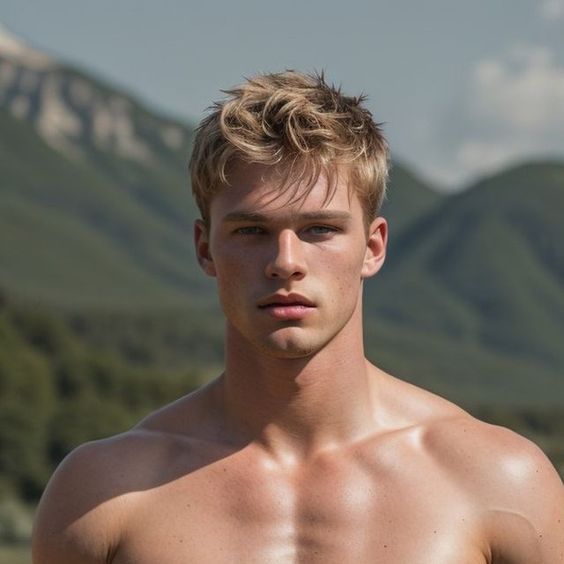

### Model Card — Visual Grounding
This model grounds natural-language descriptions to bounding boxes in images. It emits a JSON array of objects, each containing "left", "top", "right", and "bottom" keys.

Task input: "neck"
[{"left": 216, "top": 305, "right": 379, "bottom": 463}]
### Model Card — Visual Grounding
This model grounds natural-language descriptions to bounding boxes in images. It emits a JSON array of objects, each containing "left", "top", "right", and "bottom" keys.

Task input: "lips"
[
  {"left": 258, "top": 293, "right": 315, "bottom": 308},
  {"left": 258, "top": 293, "right": 316, "bottom": 320}
]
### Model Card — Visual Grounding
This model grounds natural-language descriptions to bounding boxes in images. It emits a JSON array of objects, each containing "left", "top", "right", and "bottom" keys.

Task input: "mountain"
[
  {"left": 2, "top": 26, "right": 563, "bottom": 408},
  {"left": 0, "top": 25, "right": 440, "bottom": 310},
  {"left": 380, "top": 160, "right": 441, "bottom": 235},
  {"left": 0, "top": 25, "right": 205, "bottom": 309},
  {"left": 363, "top": 161, "right": 564, "bottom": 406}
]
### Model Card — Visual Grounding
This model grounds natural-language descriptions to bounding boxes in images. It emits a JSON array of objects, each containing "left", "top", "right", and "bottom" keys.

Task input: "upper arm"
[
  {"left": 32, "top": 441, "right": 125, "bottom": 564},
  {"left": 486, "top": 436, "right": 564, "bottom": 563},
  {"left": 426, "top": 416, "right": 564, "bottom": 563}
]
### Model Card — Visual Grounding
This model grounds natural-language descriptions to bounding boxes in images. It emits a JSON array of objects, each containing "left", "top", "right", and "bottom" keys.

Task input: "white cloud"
[
  {"left": 469, "top": 46, "right": 564, "bottom": 132},
  {"left": 540, "top": 0, "right": 564, "bottom": 21},
  {"left": 432, "top": 44, "right": 564, "bottom": 187}
]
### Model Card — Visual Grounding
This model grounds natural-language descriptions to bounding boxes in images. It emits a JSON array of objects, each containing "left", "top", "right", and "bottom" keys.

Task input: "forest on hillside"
[{"left": 0, "top": 289, "right": 563, "bottom": 552}]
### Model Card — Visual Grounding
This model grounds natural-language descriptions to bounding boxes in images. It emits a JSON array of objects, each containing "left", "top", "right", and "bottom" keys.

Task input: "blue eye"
[{"left": 308, "top": 225, "right": 337, "bottom": 234}]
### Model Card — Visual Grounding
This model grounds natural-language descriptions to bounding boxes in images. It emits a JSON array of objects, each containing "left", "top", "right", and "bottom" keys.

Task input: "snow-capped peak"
[{"left": 0, "top": 22, "right": 55, "bottom": 69}]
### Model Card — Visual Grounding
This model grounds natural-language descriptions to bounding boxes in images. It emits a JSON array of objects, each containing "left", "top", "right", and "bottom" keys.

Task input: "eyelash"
[{"left": 308, "top": 225, "right": 338, "bottom": 235}]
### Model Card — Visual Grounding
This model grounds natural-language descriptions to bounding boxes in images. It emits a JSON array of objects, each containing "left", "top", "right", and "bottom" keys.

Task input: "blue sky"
[{"left": 1, "top": 0, "right": 563, "bottom": 189}]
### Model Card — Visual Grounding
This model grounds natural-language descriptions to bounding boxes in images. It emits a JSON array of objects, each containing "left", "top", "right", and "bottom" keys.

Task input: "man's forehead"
[
  {"left": 212, "top": 162, "right": 357, "bottom": 218},
  {"left": 226, "top": 160, "right": 349, "bottom": 189}
]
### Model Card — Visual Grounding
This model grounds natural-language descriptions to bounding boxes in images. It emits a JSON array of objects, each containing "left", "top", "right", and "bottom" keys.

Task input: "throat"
[{"left": 217, "top": 348, "right": 379, "bottom": 461}]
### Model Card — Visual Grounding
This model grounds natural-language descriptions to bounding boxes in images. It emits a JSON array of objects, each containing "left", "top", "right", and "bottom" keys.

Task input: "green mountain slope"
[
  {"left": 364, "top": 161, "right": 564, "bottom": 406},
  {"left": 380, "top": 160, "right": 441, "bottom": 235},
  {"left": 2, "top": 33, "right": 563, "bottom": 408},
  {"left": 0, "top": 108, "right": 197, "bottom": 308}
]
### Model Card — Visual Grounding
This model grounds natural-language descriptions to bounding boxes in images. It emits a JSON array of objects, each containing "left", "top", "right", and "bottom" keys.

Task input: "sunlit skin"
[
  {"left": 32, "top": 163, "right": 564, "bottom": 563},
  {"left": 200, "top": 165, "right": 385, "bottom": 359}
]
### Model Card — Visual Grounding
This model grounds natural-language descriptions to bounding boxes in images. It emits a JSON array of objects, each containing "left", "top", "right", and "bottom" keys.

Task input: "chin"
[
  {"left": 263, "top": 344, "right": 317, "bottom": 360},
  {"left": 257, "top": 329, "right": 332, "bottom": 359}
]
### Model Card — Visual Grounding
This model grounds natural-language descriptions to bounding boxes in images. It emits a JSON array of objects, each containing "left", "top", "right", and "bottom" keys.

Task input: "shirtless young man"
[{"left": 33, "top": 71, "right": 563, "bottom": 563}]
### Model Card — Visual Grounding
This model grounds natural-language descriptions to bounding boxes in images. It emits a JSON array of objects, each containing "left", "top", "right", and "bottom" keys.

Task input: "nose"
[{"left": 265, "top": 229, "right": 307, "bottom": 280}]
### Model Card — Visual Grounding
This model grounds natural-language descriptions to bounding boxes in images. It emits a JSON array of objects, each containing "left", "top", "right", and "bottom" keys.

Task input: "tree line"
[{"left": 0, "top": 289, "right": 562, "bottom": 508}]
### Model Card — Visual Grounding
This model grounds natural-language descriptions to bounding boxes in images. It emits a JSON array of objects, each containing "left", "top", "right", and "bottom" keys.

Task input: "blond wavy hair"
[{"left": 189, "top": 70, "right": 389, "bottom": 226}]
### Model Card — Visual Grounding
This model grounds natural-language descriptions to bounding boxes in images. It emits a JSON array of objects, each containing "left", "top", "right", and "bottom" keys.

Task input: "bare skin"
[{"left": 33, "top": 164, "right": 564, "bottom": 563}]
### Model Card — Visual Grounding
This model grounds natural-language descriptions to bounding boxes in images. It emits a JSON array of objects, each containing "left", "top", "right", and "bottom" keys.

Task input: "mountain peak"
[
  {"left": 0, "top": 23, "right": 182, "bottom": 163},
  {"left": 0, "top": 22, "right": 55, "bottom": 70}
]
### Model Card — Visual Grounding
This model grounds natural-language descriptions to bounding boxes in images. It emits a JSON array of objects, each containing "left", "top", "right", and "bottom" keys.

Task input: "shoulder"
[
  {"left": 377, "top": 370, "right": 563, "bottom": 560},
  {"left": 377, "top": 369, "right": 561, "bottom": 500},
  {"left": 423, "top": 413, "right": 564, "bottom": 561},
  {"left": 32, "top": 429, "right": 164, "bottom": 563},
  {"left": 32, "top": 387, "right": 217, "bottom": 564},
  {"left": 422, "top": 411, "right": 562, "bottom": 492}
]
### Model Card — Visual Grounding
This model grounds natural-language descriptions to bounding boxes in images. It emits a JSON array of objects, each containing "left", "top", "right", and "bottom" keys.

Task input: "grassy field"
[{"left": 0, "top": 544, "right": 30, "bottom": 563}]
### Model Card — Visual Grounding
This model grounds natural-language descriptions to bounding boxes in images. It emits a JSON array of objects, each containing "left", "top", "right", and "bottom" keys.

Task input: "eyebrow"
[{"left": 222, "top": 210, "right": 353, "bottom": 223}]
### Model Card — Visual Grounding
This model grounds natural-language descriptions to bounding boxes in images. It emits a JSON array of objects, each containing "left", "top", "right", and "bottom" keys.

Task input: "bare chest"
[{"left": 114, "top": 452, "right": 487, "bottom": 564}]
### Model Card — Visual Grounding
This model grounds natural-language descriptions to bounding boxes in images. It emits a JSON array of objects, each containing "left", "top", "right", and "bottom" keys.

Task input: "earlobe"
[
  {"left": 361, "top": 217, "right": 387, "bottom": 279},
  {"left": 194, "top": 219, "right": 217, "bottom": 277}
]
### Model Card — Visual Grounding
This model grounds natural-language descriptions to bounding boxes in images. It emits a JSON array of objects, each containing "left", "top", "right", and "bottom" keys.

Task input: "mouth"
[{"left": 258, "top": 293, "right": 316, "bottom": 321}]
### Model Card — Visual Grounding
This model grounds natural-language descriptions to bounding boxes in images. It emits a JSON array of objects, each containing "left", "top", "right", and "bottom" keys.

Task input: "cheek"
[
  {"left": 320, "top": 242, "right": 366, "bottom": 276},
  {"left": 213, "top": 244, "right": 256, "bottom": 278},
  {"left": 317, "top": 250, "right": 365, "bottom": 304}
]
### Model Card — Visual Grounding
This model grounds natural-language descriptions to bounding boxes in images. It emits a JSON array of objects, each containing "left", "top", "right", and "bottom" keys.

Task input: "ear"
[
  {"left": 194, "top": 219, "right": 217, "bottom": 277},
  {"left": 361, "top": 217, "right": 387, "bottom": 279}
]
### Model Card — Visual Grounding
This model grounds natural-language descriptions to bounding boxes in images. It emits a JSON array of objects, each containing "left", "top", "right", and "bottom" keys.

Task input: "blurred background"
[{"left": 1, "top": 1, "right": 563, "bottom": 561}]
